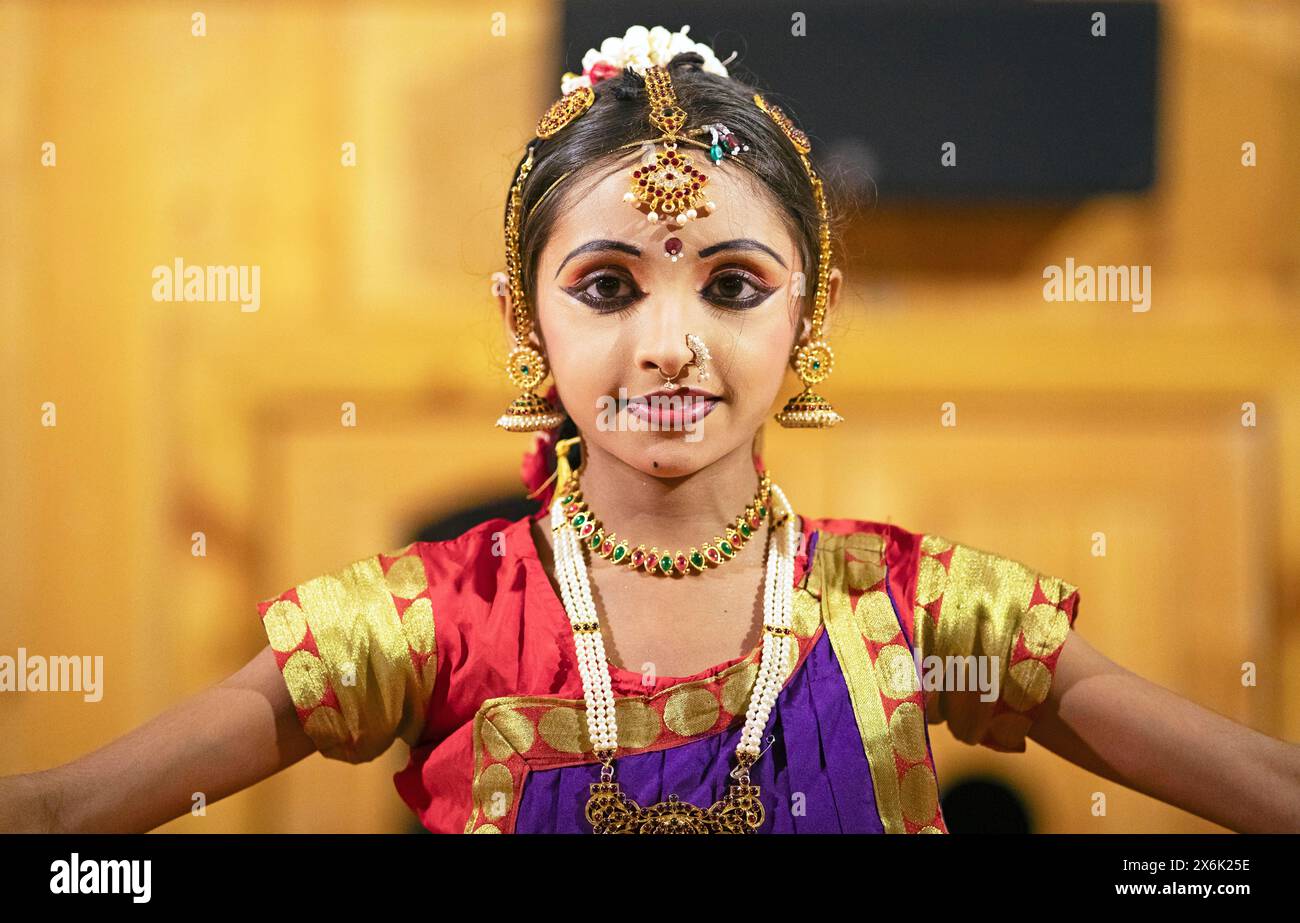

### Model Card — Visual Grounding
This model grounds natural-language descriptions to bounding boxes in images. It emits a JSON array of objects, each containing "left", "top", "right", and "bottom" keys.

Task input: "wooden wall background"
[{"left": 1, "top": 0, "right": 1296, "bottom": 833}]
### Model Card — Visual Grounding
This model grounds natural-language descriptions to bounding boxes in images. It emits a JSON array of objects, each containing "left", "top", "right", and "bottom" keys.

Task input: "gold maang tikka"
[{"left": 622, "top": 65, "right": 715, "bottom": 228}]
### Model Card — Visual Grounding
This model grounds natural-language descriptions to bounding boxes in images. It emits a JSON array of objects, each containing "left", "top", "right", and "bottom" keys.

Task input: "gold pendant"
[
  {"left": 585, "top": 781, "right": 765, "bottom": 834},
  {"left": 628, "top": 141, "right": 712, "bottom": 225}
]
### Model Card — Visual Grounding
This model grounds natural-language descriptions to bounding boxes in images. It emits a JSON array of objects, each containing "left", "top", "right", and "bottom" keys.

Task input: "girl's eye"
[
  {"left": 563, "top": 268, "right": 776, "bottom": 316},
  {"left": 703, "top": 270, "right": 775, "bottom": 310},
  {"left": 566, "top": 272, "right": 641, "bottom": 313}
]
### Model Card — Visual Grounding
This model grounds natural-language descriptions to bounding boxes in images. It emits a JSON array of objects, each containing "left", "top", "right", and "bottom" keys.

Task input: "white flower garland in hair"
[{"left": 561, "top": 24, "right": 732, "bottom": 94}]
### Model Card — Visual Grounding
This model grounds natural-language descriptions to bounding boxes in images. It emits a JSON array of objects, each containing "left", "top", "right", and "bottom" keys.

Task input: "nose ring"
[
  {"left": 686, "top": 333, "right": 711, "bottom": 382},
  {"left": 660, "top": 333, "right": 711, "bottom": 390}
]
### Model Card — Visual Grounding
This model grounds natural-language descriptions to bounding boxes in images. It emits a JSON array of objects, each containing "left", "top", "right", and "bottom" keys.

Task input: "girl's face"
[{"left": 503, "top": 153, "right": 841, "bottom": 479}]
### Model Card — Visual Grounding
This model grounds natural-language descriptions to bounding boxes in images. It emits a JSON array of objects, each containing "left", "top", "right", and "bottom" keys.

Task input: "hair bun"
[
  {"left": 612, "top": 66, "right": 643, "bottom": 101},
  {"left": 669, "top": 51, "right": 707, "bottom": 72},
  {"left": 611, "top": 52, "right": 709, "bottom": 102}
]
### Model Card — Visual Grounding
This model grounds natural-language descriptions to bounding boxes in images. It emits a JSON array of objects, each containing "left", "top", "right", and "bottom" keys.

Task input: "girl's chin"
[{"left": 622, "top": 431, "right": 746, "bottom": 474}]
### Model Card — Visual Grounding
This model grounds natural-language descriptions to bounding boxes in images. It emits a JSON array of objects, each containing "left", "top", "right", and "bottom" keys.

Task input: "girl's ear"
[
  {"left": 790, "top": 266, "right": 842, "bottom": 361},
  {"left": 494, "top": 272, "right": 514, "bottom": 342},
  {"left": 495, "top": 272, "right": 545, "bottom": 352},
  {"left": 794, "top": 314, "right": 813, "bottom": 352},
  {"left": 823, "top": 265, "right": 843, "bottom": 335}
]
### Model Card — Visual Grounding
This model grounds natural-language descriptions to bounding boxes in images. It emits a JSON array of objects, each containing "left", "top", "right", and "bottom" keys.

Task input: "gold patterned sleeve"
[
  {"left": 911, "top": 533, "right": 1081, "bottom": 753},
  {"left": 255, "top": 543, "right": 438, "bottom": 763}
]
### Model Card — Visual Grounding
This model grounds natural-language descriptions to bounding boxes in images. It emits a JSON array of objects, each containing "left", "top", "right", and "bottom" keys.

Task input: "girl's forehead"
[{"left": 546, "top": 164, "right": 794, "bottom": 257}]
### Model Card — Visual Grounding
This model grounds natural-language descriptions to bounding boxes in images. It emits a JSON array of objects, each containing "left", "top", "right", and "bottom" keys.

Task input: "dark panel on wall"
[{"left": 558, "top": 1, "right": 1159, "bottom": 201}]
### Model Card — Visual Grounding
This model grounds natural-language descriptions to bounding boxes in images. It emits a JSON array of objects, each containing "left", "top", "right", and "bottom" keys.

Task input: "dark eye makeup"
[{"left": 563, "top": 267, "right": 777, "bottom": 316}]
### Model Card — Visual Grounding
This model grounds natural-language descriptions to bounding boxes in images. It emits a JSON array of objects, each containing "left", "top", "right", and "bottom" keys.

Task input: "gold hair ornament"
[
  {"left": 754, "top": 93, "right": 843, "bottom": 428},
  {"left": 621, "top": 65, "right": 714, "bottom": 228},
  {"left": 495, "top": 139, "right": 567, "bottom": 432}
]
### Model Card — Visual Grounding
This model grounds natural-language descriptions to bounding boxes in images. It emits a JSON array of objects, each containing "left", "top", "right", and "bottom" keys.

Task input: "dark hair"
[{"left": 511, "top": 52, "right": 848, "bottom": 337}]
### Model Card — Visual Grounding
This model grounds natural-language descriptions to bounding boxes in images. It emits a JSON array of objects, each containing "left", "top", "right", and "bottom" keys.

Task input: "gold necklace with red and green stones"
[{"left": 554, "top": 471, "right": 773, "bottom": 576}]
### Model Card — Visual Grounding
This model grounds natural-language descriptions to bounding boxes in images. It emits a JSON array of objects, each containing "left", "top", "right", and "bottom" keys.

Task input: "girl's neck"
[{"left": 572, "top": 438, "right": 765, "bottom": 547}]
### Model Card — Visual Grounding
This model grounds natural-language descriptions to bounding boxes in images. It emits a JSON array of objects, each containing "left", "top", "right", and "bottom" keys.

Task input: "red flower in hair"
[{"left": 587, "top": 61, "right": 622, "bottom": 86}]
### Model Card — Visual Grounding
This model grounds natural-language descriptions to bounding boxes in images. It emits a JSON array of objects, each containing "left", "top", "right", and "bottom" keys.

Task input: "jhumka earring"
[
  {"left": 755, "top": 94, "right": 844, "bottom": 428},
  {"left": 494, "top": 84, "right": 599, "bottom": 432},
  {"left": 495, "top": 139, "right": 567, "bottom": 432}
]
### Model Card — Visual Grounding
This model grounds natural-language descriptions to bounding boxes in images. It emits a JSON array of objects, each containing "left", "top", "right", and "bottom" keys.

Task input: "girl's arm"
[
  {"left": 1028, "top": 630, "right": 1300, "bottom": 832},
  {"left": 0, "top": 644, "right": 315, "bottom": 833}
]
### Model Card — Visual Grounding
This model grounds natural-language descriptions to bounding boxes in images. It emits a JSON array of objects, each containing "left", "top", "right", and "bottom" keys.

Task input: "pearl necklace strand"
[{"left": 549, "top": 478, "right": 799, "bottom": 832}]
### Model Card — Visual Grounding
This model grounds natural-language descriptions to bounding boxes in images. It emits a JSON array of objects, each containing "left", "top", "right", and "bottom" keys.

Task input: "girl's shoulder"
[
  {"left": 800, "top": 514, "right": 1075, "bottom": 597},
  {"left": 800, "top": 514, "right": 1082, "bottom": 753},
  {"left": 799, "top": 515, "right": 922, "bottom": 570},
  {"left": 798, "top": 514, "right": 1081, "bottom": 648},
  {"left": 405, "top": 514, "right": 532, "bottom": 585},
  {"left": 253, "top": 514, "right": 538, "bottom": 763}
]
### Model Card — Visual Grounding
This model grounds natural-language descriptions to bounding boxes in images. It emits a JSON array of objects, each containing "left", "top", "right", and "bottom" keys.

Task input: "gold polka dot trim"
[
  {"left": 384, "top": 553, "right": 429, "bottom": 599},
  {"left": 282, "top": 649, "right": 327, "bottom": 710},
  {"left": 899, "top": 764, "right": 939, "bottom": 825},
  {"left": 256, "top": 551, "right": 440, "bottom": 764},
  {"left": 262, "top": 599, "right": 307, "bottom": 652},
  {"left": 913, "top": 534, "right": 1079, "bottom": 755},
  {"left": 663, "top": 687, "right": 721, "bottom": 738},
  {"left": 401, "top": 597, "right": 436, "bottom": 654},
  {"left": 537, "top": 705, "right": 586, "bottom": 754},
  {"left": 473, "top": 763, "right": 514, "bottom": 820}
]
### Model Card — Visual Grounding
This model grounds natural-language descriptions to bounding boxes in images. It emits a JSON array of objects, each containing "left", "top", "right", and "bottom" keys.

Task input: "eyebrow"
[
  {"left": 554, "top": 237, "right": 789, "bottom": 279},
  {"left": 555, "top": 240, "right": 642, "bottom": 279},
  {"left": 698, "top": 239, "right": 788, "bottom": 269}
]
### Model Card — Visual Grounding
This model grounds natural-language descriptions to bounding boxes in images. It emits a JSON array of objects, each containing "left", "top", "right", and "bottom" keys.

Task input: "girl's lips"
[{"left": 627, "top": 395, "right": 719, "bottom": 427}]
